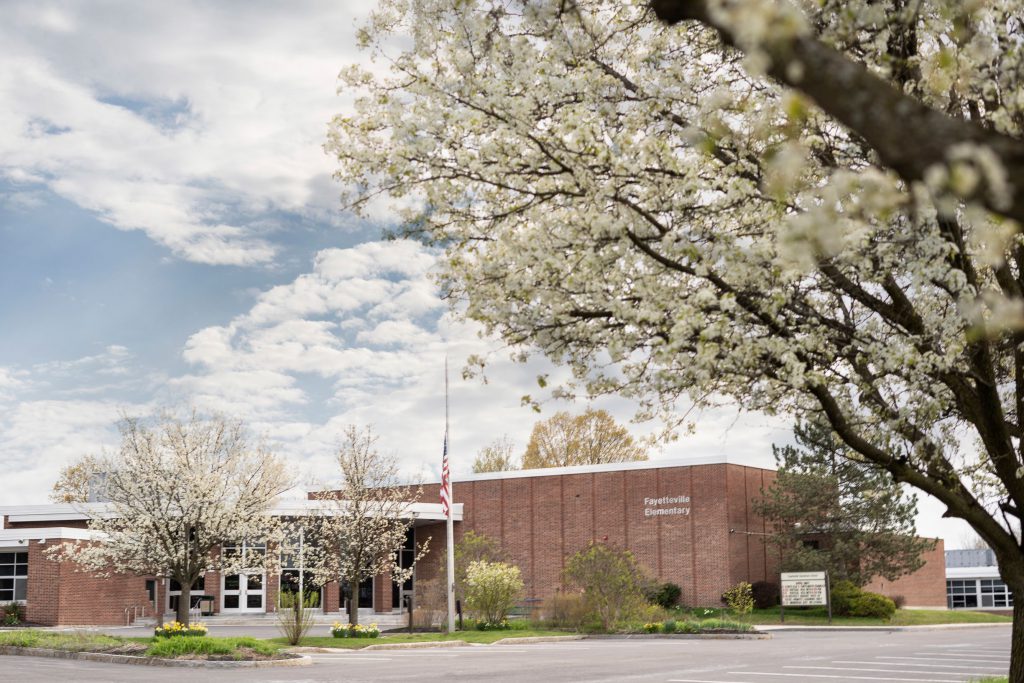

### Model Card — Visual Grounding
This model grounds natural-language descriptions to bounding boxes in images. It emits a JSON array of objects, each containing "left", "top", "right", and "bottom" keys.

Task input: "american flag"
[{"left": 440, "top": 430, "right": 451, "bottom": 518}]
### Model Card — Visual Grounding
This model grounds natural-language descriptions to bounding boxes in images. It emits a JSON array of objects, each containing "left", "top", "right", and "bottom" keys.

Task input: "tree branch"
[{"left": 649, "top": 0, "right": 1024, "bottom": 224}]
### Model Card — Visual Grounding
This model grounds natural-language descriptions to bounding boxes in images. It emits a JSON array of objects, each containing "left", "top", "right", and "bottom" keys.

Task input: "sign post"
[{"left": 780, "top": 571, "right": 830, "bottom": 624}]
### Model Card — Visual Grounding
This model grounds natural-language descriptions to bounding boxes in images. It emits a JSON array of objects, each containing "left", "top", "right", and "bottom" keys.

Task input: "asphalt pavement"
[{"left": 2, "top": 625, "right": 1011, "bottom": 682}]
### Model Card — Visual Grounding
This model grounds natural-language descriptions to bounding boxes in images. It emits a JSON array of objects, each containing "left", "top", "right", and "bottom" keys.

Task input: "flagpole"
[{"left": 445, "top": 358, "right": 456, "bottom": 633}]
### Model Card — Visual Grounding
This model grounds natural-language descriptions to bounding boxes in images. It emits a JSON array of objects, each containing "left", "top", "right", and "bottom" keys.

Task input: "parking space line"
[
  {"left": 730, "top": 672, "right": 963, "bottom": 682},
  {"left": 876, "top": 655, "right": 1007, "bottom": 663},
  {"left": 831, "top": 660, "right": 1006, "bottom": 670},
  {"left": 786, "top": 665, "right": 996, "bottom": 676}
]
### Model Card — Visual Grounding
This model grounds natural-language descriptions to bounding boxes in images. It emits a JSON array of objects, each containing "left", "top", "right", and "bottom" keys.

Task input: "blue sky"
[{"left": 0, "top": 1, "right": 967, "bottom": 545}]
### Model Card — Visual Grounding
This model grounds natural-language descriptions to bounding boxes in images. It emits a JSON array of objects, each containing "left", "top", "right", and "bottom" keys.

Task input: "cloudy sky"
[{"left": 0, "top": 1, "right": 969, "bottom": 544}]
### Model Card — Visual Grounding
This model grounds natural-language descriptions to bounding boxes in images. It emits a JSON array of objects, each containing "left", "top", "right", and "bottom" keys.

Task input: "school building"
[{"left": 0, "top": 457, "right": 947, "bottom": 625}]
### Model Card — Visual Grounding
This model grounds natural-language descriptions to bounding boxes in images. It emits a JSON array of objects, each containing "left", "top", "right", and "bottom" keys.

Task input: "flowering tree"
[
  {"left": 464, "top": 560, "right": 524, "bottom": 625},
  {"left": 51, "top": 413, "right": 291, "bottom": 625},
  {"left": 305, "top": 426, "right": 428, "bottom": 625},
  {"left": 331, "top": 0, "right": 1024, "bottom": 673}
]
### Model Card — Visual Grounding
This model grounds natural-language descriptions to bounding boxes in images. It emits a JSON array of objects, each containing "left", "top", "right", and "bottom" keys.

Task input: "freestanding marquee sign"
[{"left": 780, "top": 571, "right": 831, "bottom": 624}]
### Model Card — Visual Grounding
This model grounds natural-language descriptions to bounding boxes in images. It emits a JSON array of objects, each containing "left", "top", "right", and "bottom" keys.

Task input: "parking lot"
[{"left": 2, "top": 626, "right": 1011, "bottom": 682}]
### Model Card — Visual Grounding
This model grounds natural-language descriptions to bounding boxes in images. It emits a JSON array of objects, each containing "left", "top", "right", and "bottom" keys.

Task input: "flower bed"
[
  {"left": 330, "top": 622, "right": 380, "bottom": 638},
  {"left": 155, "top": 621, "right": 209, "bottom": 638}
]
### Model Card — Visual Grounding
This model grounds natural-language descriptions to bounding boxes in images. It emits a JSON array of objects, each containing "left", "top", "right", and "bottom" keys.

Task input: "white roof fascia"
[
  {"left": 433, "top": 455, "right": 747, "bottom": 484},
  {"left": 946, "top": 566, "right": 1002, "bottom": 580},
  {"left": 1, "top": 501, "right": 462, "bottom": 524},
  {"left": 0, "top": 527, "right": 99, "bottom": 545}
]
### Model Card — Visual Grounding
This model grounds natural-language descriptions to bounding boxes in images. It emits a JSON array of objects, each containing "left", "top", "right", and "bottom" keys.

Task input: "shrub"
[
  {"left": 2, "top": 603, "right": 21, "bottom": 626},
  {"left": 829, "top": 580, "right": 862, "bottom": 616},
  {"left": 464, "top": 560, "right": 524, "bottom": 625},
  {"left": 542, "top": 593, "right": 589, "bottom": 630},
  {"left": 646, "top": 582, "right": 682, "bottom": 609},
  {"left": 721, "top": 582, "right": 754, "bottom": 619},
  {"left": 662, "top": 619, "right": 677, "bottom": 634},
  {"left": 849, "top": 592, "right": 897, "bottom": 619},
  {"left": 331, "top": 622, "right": 381, "bottom": 638},
  {"left": 642, "top": 622, "right": 661, "bottom": 633},
  {"left": 154, "top": 621, "right": 208, "bottom": 638},
  {"left": 275, "top": 590, "right": 318, "bottom": 645},
  {"left": 889, "top": 594, "right": 906, "bottom": 609},
  {"left": 563, "top": 542, "right": 650, "bottom": 631},
  {"left": 751, "top": 581, "right": 779, "bottom": 609}
]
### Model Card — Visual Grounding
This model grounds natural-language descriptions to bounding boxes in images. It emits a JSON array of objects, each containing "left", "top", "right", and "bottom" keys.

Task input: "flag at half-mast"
[{"left": 440, "top": 429, "right": 451, "bottom": 518}]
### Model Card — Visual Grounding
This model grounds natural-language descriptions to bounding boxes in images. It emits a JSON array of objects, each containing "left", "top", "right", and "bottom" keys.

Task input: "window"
[
  {"left": 0, "top": 552, "right": 27, "bottom": 602},
  {"left": 980, "top": 579, "right": 1014, "bottom": 608},
  {"left": 279, "top": 530, "right": 320, "bottom": 609},
  {"left": 947, "top": 579, "right": 979, "bottom": 608}
]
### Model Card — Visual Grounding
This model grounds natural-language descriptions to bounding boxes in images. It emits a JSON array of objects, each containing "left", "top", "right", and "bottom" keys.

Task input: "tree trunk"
[
  {"left": 1011, "top": 590, "right": 1024, "bottom": 682},
  {"left": 348, "top": 573, "right": 359, "bottom": 626},
  {"left": 177, "top": 582, "right": 191, "bottom": 626}
]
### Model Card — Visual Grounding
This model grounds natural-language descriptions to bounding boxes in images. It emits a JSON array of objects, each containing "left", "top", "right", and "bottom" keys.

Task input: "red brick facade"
[
  {"left": 414, "top": 463, "right": 781, "bottom": 607},
  {"left": 2, "top": 460, "right": 948, "bottom": 623},
  {"left": 863, "top": 539, "right": 947, "bottom": 607}
]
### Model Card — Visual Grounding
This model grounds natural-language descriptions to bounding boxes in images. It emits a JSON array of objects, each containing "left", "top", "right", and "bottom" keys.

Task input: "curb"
[
  {"left": 757, "top": 622, "right": 1012, "bottom": 633},
  {"left": 585, "top": 633, "right": 771, "bottom": 641},
  {"left": 363, "top": 640, "right": 470, "bottom": 651},
  {"left": 491, "top": 636, "right": 586, "bottom": 645},
  {"left": 0, "top": 646, "right": 312, "bottom": 668}
]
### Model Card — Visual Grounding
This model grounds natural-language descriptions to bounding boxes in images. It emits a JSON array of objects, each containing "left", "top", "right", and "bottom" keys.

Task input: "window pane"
[
  {"left": 15, "top": 553, "right": 26, "bottom": 563},
  {"left": 0, "top": 579, "right": 12, "bottom": 591},
  {"left": 247, "top": 574, "right": 262, "bottom": 590},
  {"left": 224, "top": 595, "right": 239, "bottom": 609},
  {"left": 247, "top": 594, "right": 263, "bottom": 609},
  {"left": 193, "top": 577, "right": 205, "bottom": 591},
  {"left": 169, "top": 579, "right": 182, "bottom": 592},
  {"left": 0, "top": 554, "right": 13, "bottom": 564},
  {"left": 224, "top": 575, "right": 240, "bottom": 591},
  {"left": 14, "top": 579, "right": 26, "bottom": 601},
  {"left": 0, "top": 590, "right": 11, "bottom": 601},
  {"left": 14, "top": 564, "right": 26, "bottom": 577},
  {"left": 982, "top": 595, "right": 994, "bottom": 607}
]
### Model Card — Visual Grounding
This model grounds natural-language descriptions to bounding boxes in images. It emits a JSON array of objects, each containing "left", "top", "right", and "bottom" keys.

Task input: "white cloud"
[{"left": 0, "top": 1, "right": 372, "bottom": 265}]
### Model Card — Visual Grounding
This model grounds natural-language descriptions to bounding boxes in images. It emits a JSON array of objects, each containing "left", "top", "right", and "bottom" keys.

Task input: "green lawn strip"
[
  {"left": 284, "top": 629, "right": 573, "bottom": 649},
  {"left": 0, "top": 630, "right": 285, "bottom": 660},
  {"left": 737, "top": 607, "right": 1011, "bottom": 626}
]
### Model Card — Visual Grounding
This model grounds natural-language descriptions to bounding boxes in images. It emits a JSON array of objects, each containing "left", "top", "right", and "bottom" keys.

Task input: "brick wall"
[
  {"left": 24, "top": 539, "right": 151, "bottom": 626},
  {"left": 412, "top": 463, "right": 780, "bottom": 607},
  {"left": 863, "top": 538, "right": 947, "bottom": 608}
]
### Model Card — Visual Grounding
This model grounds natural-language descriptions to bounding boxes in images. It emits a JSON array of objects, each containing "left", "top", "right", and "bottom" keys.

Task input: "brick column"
[
  {"left": 323, "top": 581, "right": 340, "bottom": 613},
  {"left": 373, "top": 569, "right": 392, "bottom": 613}
]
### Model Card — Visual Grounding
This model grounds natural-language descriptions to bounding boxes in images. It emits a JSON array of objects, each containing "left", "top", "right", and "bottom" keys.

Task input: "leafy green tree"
[
  {"left": 755, "top": 419, "right": 935, "bottom": 587},
  {"left": 464, "top": 560, "right": 524, "bottom": 625},
  {"left": 522, "top": 409, "right": 646, "bottom": 469},
  {"left": 453, "top": 530, "right": 508, "bottom": 602},
  {"left": 563, "top": 542, "right": 649, "bottom": 631},
  {"left": 472, "top": 435, "right": 520, "bottom": 473}
]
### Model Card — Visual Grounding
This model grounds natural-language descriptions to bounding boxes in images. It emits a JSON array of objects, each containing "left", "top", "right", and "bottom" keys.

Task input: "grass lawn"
[
  {"left": 279, "top": 628, "right": 573, "bottom": 649},
  {"left": 740, "top": 607, "right": 1012, "bottom": 626},
  {"left": 0, "top": 630, "right": 287, "bottom": 660}
]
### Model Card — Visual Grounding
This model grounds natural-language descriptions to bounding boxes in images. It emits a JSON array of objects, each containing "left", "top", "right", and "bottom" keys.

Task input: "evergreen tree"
[{"left": 755, "top": 419, "right": 934, "bottom": 587}]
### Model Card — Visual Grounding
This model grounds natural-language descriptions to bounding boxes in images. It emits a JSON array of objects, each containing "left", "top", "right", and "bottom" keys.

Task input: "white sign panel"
[{"left": 781, "top": 571, "right": 827, "bottom": 607}]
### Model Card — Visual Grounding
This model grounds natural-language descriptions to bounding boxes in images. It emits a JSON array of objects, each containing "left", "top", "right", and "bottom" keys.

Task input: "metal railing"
[{"left": 123, "top": 604, "right": 145, "bottom": 626}]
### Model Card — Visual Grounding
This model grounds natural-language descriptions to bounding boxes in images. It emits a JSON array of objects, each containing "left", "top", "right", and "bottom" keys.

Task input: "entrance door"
[{"left": 221, "top": 572, "right": 265, "bottom": 612}]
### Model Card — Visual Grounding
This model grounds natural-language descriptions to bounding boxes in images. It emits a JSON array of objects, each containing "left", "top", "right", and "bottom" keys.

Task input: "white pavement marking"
[
  {"left": 831, "top": 660, "right": 1006, "bottom": 670},
  {"left": 876, "top": 655, "right": 1007, "bottom": 663},
  {"left": 729, "top": 673, "right": 963, "bottom": 682},
  {"left": 786, "top": 665, "right": 995, "bottom": 676}
]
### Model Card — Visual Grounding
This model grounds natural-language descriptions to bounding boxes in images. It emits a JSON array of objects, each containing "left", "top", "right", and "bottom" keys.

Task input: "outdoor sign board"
[{"left": 779, "top": 571, "right": 831, "bottom": 624}]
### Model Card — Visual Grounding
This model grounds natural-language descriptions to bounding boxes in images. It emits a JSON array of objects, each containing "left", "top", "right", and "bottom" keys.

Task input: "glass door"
[
  {"left": 221, "top": 540, "right": 266, "bottom": 612},
  {"left": 222, "top": 572, "right": 265, "bottom": 612}
]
